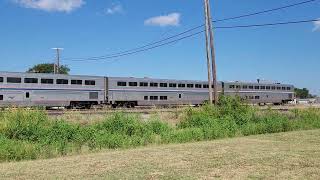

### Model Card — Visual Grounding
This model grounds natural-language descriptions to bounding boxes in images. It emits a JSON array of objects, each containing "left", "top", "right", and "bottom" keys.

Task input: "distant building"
[{"left": 297, "top": 98, "right": 317, "bottom": 104}]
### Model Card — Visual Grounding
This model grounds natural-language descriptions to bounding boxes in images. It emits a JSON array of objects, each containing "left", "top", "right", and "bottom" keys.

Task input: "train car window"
[
  {"left": 169, "top": 83, "right": 177, "bottom": 88},
  {"left": 287, "top": 87, "right": 291, "bottom": 91},
  {"left": 85, "top": 80, "right": 96, "bottom": 86},
  {"left": 160, "top": 96, "right": 168, "bottom": 100},
  {"left": 187, "top": 84, "right": 194, "bottom": 88},
  {"left": 150, "top": 82, "right": 158, "bottom": 87},
  {"left": 260, "top": 86, "right": 266, "bottom": 90},
  {"left": 203, "top": 84, "right": 209, "bottom": 88},
  {"left": 139, "top": 82, "right": 148, "bottom": 87},
  {"left": 26, "top": 92, "right": 30, "bottom": 99},
  {"left": 255, "top": 96, "right": 260, "bottom": 99},
  {"left": 144, "top": 96, "right": 148, "bottom": 100},
  {"left": 272, "top": 86, "right": 276, "bottom": 90},
  {"left": 249, "top": 86, "right": 253, "bottom": 89},
  {"left": 242, "top": 85, "right": 248, "bottom": 89},
  {"left": 89, "top": 92, "right": 98, "bottom": 99},
  {"left": 41, "top": 79, "right": 54, "bottom": 84},
  {"left": 0, "top": 95, "right": 3, "bottom": 101},
  {"left": 229, "top": 85, "right": 235, "bottom": 89},
  {"left": 277, "top": 87, "right": 281, "bottom": 90},
  {"left": 117, "top": 82, "right": 127, "bottom": 86},
  {"left": 266, "top": 86, "right": 271, "bottom": 90},
  {"left": 236, "top": 85, "right": 241, "bottom": 89},
  {"left": 178, "top": 84, "right": 185, "bottom": 88},
  {"left": 24, "top": 78, "right": 38, "bottom": 84},
  {"left": 212, "top": 85, "right": 215, "bottom": 88},
  {"left": 150, "top": 96, "right": 158, "bottom": 100},
  {"left": 255, "top": 86, "right": 260, "bottom": 90},
  {"left": 129, "top": 82, "right": 138, "bottom": 87},
  {"left": 71, "top": 80, "right": 82, "bottom": 85},
  {"left": 195, "top": 84, "right": 202, "bottom": 88},
  {"left": 7, "top": 77, "right": 21, "bottom": 83},
  {"left": 160, "top": 83, "right": 168, "bottom": 87},
  {"left": 282, "top": 87, "right": 286, "bottom": 90},
  {"left": 57, "top": 79, "right": 69, "bottom": 84},
  {"left": 0, "top": 77, "right": 3, "bottom": 83}
]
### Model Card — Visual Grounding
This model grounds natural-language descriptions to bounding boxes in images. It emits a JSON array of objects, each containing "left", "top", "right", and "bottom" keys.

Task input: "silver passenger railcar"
[
  {"left": 107, "top": 77, "right": 223, "bottom": 107},
  {"left": 107, "top": 77, "right": 294, "bottom": 107},
  {"left": 0, "top": 72, "right": 105, "bottom": 108},
  {"left": 223, "top": 81, "right": 294, "bottom": 105}
]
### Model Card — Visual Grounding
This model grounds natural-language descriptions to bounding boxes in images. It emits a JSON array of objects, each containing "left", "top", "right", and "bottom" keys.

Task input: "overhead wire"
[
  {"left": 67, "top": 18, "right": 320, "bottom": 62},
  {"left": 61, "top": 0, "right": 319, "bottom": 62}
]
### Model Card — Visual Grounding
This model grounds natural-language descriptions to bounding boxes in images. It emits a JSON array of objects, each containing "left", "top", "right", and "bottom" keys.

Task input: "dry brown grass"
[
  {"left": 54, "top": 107, "right": 185, "bottom": 126},
  {"left": 0, "top": 130, "right": 319, "bottom": 179}
]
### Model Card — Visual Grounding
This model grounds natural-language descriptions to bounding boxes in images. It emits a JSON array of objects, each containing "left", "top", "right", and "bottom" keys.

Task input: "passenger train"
[{"left": 0, "top": 72, "right": 295, "bottom": 108}]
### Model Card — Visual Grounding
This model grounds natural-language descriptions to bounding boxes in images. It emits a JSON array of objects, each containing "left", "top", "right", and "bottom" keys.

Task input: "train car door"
[{"left": 24, "top": 91, "right": 32, "bottom": 106}]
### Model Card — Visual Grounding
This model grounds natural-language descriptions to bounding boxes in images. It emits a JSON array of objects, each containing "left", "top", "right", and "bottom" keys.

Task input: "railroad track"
[
  {"left": 46, "top": 108, "right": 184, "bottom": 116},
  {"left": 4, "top": 104, "right": 319, "bottom": 116}
]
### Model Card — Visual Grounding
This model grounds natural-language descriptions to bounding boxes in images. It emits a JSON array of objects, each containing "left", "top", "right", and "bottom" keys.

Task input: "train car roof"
[
  {"left": 107, "top": 76, "right": 222, "bottom": 84},
  {"left": 0, "top": 71, "right": 103, "bottom": 79},
  {"left": 224, "top": 81, "right": 294, "bottom": 86},
  {"left": 0, "top": 72, "right": 294, "bottom": 86}
]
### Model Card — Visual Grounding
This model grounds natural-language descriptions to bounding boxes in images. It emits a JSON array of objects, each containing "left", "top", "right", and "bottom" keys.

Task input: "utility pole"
[
  {"left": 204, "top": 0, "right": 218, "bottom": 105},
  {"left": 52, "top": 48, "right": 63, "bottom": 74},
  {"left": 204, "top": 0, "right": 213, "bottom": 104}
]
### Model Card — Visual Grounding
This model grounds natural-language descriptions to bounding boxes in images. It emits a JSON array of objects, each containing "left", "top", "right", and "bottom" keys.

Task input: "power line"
[
  {"left": 62, "top": 0, "right": 319, "bottom": 61},
  {"left": 215, "top": 19, "right": 320, "bottom": 29},
  {"left": 66, "top": 18, "right": 319, "bottom": 62}
]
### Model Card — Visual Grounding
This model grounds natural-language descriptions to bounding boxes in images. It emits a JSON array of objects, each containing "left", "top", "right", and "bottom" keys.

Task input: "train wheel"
[
  {"left": 130, "top": 102, "right": 135, "bottom": 108},
  {"left": 85, "top": 104, "right": 92, "bottom": 109}
]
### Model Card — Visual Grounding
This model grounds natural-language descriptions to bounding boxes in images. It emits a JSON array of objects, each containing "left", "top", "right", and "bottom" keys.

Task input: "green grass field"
[{"left": 1, "top": 129, "right": 319, "bottom": 179}]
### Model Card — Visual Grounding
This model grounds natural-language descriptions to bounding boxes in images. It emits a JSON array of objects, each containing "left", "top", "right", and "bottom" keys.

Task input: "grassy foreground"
[
  {"left": 0, "top": 129, "right": 319, "bottom": 179},
  {"left": 0, "top": 96, "right": 320, "bottom": 162}
]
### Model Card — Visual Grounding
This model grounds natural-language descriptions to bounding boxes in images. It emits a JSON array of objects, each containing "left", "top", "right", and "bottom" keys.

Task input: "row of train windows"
[
  {"left": 0, "top": 77, "right": 95, "bottom": 86},
  {"left": 229, "top": 85, "right": 291, "bottom": 91},
  {"left": 144, "top": 96, "right": 168, "bottom": 100},
  {"left": 118, "top": 82, "right": 211, "bottom": 89},
  {"left": 244, "top": 96, "right": 260, "bottom": 100}
]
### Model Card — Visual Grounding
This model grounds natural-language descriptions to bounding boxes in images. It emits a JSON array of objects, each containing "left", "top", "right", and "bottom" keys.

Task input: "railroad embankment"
[{"left": 0, "top": 96, "right": 319, "bottom": 162}]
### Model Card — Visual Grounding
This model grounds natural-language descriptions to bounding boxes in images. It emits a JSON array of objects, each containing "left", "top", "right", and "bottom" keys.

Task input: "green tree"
[
  {"left": 294, "top": 88, "right": 312, "bottom": 99},
  {"left": 27, "top": 63, "right": 70, "bottom": 75}
]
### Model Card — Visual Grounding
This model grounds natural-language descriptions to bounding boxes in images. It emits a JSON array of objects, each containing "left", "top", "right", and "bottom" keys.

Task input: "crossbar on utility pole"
[
  {"left": 52, "top": 48, "right": 63, "bottom": 74},
  {"left": 206, "top": 0, "right": 218, "bottom": 105},
  {"left": 204, "top": 0, "right": 213, "bottom": 104}
]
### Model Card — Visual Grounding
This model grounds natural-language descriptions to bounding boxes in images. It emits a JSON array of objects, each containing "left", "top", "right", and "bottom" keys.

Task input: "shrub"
[
  {"left": 1, "top": 100, "right": 320, "bottom": 163},
  {"left": 0, "top": 109, "right": 48, "bottom": 142},
  {"left": 0, "top": 135, "right": 39, "bottom": 162}
]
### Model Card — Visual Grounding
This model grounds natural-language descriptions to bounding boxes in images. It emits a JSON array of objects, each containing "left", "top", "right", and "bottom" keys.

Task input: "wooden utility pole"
[
  {"left": 204, "top": 0, "right": 218, "bottom": 105},
  {"left": 204, "top": 0, "right": 213, "bottom": 104},
  {"left": 52, "top": 48, "right": 63, "bottom": 74}
]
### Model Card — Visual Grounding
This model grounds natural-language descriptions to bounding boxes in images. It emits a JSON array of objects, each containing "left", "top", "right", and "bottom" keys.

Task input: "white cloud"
[
  {"left": 13, "top": 0, "right": 85, "bottom": 12},
  {"left": 144, "top": 13, "right": 181, "bottom": 27},
  {"left": 313, "top": 19, "right": 320, "bottom": 32},
  {"left": 106, "top": 4, "right": 123, "bottom": 15}
]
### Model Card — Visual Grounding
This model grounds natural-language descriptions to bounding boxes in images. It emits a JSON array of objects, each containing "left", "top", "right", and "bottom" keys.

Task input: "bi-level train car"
[
  {"left": 223, "top": 81, "right": 294, "bottom": 105},
  {"left": 107, "top": 77, "right": 294, "bottom": 107},
  {"left": 107, "top": 77, "right": 223, "bottom": 107},
  {"left": 0, "top": 72, "right": 105, "bottom": 108},
  {"left": 0, "top": 71, "right": 295, "bottom": 108}
]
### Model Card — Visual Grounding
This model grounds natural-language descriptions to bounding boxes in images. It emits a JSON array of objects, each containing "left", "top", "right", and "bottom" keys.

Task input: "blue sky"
[{"left": 0, "top": 0, "right": 319, "bottom": 94}]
